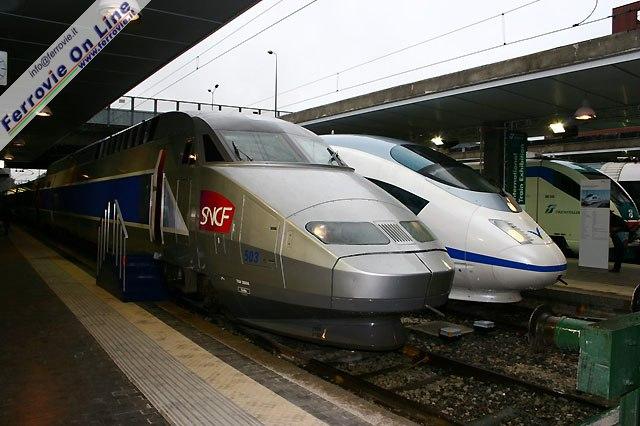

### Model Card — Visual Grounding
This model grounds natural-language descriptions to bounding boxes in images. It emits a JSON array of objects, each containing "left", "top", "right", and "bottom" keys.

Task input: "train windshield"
[
  {"left": 218, "top": 130, "right": 341, "bottom": 166},
  {"left": 567, "top": 162, "right": 640, "bottom": 220},
  {"left": 289, "top": 134, "right": 341, "bottom": 165},
  {"left": 219, "top": 131, "right": 302, "bottom": 162},
  {"left": 391, "top": 144, "right": 501, "bottom": 193}
]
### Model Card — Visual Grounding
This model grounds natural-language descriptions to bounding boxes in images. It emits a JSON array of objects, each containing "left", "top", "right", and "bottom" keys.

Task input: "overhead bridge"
[
  {"left": 284, "top": 30, "right": 640, "bottom": 163},
  {"left": 89, "top": 95, "right": 289, "bottom": 128}
]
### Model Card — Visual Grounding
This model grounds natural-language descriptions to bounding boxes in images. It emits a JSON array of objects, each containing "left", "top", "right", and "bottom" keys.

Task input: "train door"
[
  {"left": 238, "top": 196, "right": 284, "bottom": 293},
  {"left": 175, "top": 137, "right": 197, "bottom": 247}
]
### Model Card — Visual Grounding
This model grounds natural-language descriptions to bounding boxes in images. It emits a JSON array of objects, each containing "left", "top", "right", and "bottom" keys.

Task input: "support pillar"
[{"left": 480, "top": 125, "right": 505, "bottom": 189}]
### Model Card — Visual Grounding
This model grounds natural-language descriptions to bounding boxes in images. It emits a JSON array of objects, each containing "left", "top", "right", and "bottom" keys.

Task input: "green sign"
[{"left": 504, "top": 131, "right": 527, "bottom": 205}]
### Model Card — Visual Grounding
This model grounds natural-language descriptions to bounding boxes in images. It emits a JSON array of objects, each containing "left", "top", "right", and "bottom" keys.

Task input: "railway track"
[
  {"left": 232, "top": 322, "right": 607, "bottom": 425},
  {"left": 33, "top": 228, "right": 611, "bottom": 425}
]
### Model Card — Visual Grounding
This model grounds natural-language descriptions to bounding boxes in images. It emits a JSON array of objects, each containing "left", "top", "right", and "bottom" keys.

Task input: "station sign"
[
  {"left": 0, "top": 0, "right": 150, "bottom": 152},
  {"left": 504, "top": 131, "right": 527, "bottom": 205}
]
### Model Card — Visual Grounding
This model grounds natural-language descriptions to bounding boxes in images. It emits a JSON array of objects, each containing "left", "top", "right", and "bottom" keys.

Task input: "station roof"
[
  {"left": 285, "top": 31, "right": 640, "bottom": 147},
  {"left": 0, "top": 0, "right": 258, "bottom": 168}
]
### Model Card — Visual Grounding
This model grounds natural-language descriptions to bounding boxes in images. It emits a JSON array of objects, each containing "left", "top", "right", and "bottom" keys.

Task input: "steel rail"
[
  {"left": 237, "top": 327, "right": 460, "bottom": 426},
  {"left": 400, "top": 344, "right": 614, "bottom": 409}
]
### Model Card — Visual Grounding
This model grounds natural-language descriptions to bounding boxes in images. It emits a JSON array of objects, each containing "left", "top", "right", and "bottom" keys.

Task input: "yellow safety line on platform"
[
  {"left": 155, "top": 302, "right": 413, "bottom": 426},
  {"left": 11, "top": 228, "right": 326, "bottom": 426}
]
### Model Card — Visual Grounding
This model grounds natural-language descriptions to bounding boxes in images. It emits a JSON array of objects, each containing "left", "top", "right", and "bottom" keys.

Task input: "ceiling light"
[
  {"left": 3, "top": 153, "right": 14, "bottom": 161},
  {"left": 549, "top": 122, "right": 565, "bottom": 134},
  {"left": 13, "top": 139, "right": 25, "bottom": 147},
  {"left": 574, "top": 101, "right": 596, "bottom": 120},
  {"left": 431, "top": 136, "right": 444, "bottom": 146},
  {"left": 527, "top": 136, "right": 545, "bottom": 142},
  {"left": 37, "top": 106, "right": 52, "bottom": 117}
]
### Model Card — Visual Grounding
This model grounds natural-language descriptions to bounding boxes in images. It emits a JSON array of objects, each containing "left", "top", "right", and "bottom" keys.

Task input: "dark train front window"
[
  {"left": 219, "top": 130, "right": 303, "bottom": 162},
  {"left": 611, "top": 182, "right": 639, "bottom": 220},
  {"left": 390, "top": 144, "right": 501, "bottom": 193},
  {"left": 574, "top": 166, "right": 639, "bottom": 220}
]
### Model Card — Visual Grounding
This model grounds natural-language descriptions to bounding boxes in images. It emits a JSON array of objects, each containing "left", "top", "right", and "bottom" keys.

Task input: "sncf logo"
[{"left": 199, "top": 191, "right": 235, "bottom": 234}]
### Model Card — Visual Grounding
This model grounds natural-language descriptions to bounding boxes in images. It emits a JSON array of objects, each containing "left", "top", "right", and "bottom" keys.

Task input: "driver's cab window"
[
  {"left": 181, "top": 138, "right": 197, "bottom": 165},
  {"left": 202, "top": 134, "right": 225, "bottom": 162}
]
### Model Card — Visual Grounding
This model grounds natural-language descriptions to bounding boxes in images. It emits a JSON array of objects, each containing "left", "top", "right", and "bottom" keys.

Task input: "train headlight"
[
  {"left": 306, "top": 221, "right": 390, "bottom": 245},
  {"left": 505, "top": 193, "right": 522, "bottom": 213},
  {"left": 400, "top": 221, "right": 436, "bottom": 242},
  {"left": 489, "top": 219, "right": 532, "bottom": 244}
]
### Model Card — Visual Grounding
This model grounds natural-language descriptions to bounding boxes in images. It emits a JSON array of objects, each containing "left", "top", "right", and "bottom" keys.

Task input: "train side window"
[
  {"left": 144, "top": 118, "right": 158, "bottom": 143},
  {"left": 136, "top": 122, "right": 147, "bottom": 146},
  {"left": 127, "top": 128, "right": 136, "bottom": 148},
  {"left": 122, "top": 129, "right": 131, "bottom": 149},
  {"left": 202, "top": 134, "right": 224, "bottom": 162},
  {"left": 181, "top": 139, "right": 197, "bottom": 165},
  {"left": 367, "top": 178, "right": 429, "bottom": 215},
  {"left": 116, "top": 133, "right": 125, "bottom": 152}
]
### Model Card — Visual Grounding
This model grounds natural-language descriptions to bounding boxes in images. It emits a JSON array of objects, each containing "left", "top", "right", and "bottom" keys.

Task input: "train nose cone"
[
  {"left": 493, "top": 243, "right": 567, "bottom": 291},
  {"left": 331, "top": 251, "right": 454, "bottom": 312}
]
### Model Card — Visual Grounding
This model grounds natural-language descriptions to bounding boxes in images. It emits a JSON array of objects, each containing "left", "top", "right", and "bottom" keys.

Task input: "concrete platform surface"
[
  {"left": 526, "top": 258, "right": 639, "bottom": 312},
  {"left": 1, "top": 227, "right": 412, "bottom": 426}
]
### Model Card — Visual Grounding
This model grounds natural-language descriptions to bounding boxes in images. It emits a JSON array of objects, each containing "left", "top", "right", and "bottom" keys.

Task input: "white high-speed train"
[{"left": 323, "top": 134, "right": 567, "bottom": 303}]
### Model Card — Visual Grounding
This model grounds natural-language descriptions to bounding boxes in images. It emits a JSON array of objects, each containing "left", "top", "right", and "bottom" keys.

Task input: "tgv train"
[
  {"left": 323, "top": 134, "right": 566, "bottom": 303},
  {"left": 526, "top": 159, "right": 640, "bottom": 253},
  {"left": 6, "top": 112, "right": 455, "bottom": 350}
]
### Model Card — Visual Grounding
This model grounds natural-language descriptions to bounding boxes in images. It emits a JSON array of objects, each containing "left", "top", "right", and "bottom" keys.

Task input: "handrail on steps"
[{"left": 97, "top": 200, "right": 129, "bottom": 291}]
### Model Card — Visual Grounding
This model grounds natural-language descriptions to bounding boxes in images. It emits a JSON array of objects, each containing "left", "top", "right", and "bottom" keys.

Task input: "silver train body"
[
  {"left": 323, "top": 134, "right": 567, "bottom": 303},
  {"left": 11, "top": 112, "right": 454, "bottom": 350}
]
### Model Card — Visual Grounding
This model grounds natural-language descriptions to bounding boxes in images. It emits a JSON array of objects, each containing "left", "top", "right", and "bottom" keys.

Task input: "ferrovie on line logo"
[
  {"left": 199, "top": 191, "right": 236, "bottom": 234},
  {"left": 0, "top": 0, "right": 151, "bottom": 152}
]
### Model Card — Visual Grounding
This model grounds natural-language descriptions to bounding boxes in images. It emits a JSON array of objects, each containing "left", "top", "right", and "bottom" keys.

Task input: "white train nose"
[{"left": 492, "top": 243, "right": 567, "bottom": 291}]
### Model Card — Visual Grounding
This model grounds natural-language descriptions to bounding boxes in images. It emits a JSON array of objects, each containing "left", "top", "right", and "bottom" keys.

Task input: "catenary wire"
[
  {"left": 279, "top": 12, "right": 614, "bottom": 110},
  {"left": 247, "top": 0, "right": 543, "bottom": 107},
  {"left": 135, "top": 0, "right": 287, "bottom": 98},
  {"left": 135, "top": 0, "right": 319, "bottom": 107},
  {"left": 574, "top": 0, "right": 598, "bottom": 26}
]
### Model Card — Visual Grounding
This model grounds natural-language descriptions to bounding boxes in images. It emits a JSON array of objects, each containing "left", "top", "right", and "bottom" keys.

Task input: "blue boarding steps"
[{"left": 97, "top": 253, "right": 168, "bottom": 302}]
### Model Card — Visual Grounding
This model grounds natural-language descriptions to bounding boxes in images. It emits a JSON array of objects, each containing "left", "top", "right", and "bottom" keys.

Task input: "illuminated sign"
[
  {"left": 199, "top": 191, "right": 236, "bottom": 234},
  {"left": 0, "top": 0, "right": 150, "bottom": 151}
]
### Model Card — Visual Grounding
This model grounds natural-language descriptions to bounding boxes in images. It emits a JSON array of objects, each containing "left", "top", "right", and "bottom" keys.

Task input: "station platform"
[
  {"left": 0, "top": 227, "right": 410, "bottom": 425},
  {"left": 526, "top": 258, "right": 639, "bottom": 312}
]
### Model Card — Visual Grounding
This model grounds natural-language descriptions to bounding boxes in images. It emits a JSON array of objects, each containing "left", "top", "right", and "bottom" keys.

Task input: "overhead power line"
[
  {"left": 279, "top": 11, "right": 614, "bottom": 110},
  {"left": 247, "top": 0, "right": 543, "bottom": 107},
  {"left": 135, "top": 0, "right": 287, "bottom": 98},
  {"left": 136, "top": 0, "right": 319, "bottom": 106}
]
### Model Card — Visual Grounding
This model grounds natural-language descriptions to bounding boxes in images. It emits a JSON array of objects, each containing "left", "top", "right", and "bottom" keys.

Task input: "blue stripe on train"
[
  {"left": 39, "top": 174, "right": 151, "bottom": 224},
  {"left": 446, "top": 247, "right": 567, "bottom": 273}
]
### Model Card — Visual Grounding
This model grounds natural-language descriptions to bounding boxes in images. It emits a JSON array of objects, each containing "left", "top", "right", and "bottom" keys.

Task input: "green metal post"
[
  {"left": 554, "top": 317, "right": 592, "bottom": 351},
  {"left": 620, "top": 388, "right": 640, "bottom": 426}
]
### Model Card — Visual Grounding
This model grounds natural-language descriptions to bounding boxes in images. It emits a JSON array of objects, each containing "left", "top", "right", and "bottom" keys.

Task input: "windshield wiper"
[
  {"left": 232, "top": 141, "right": 253, "bottom": 161},
  {"left": 327, "top": 147, "right": 344, "bottom": 166}
]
